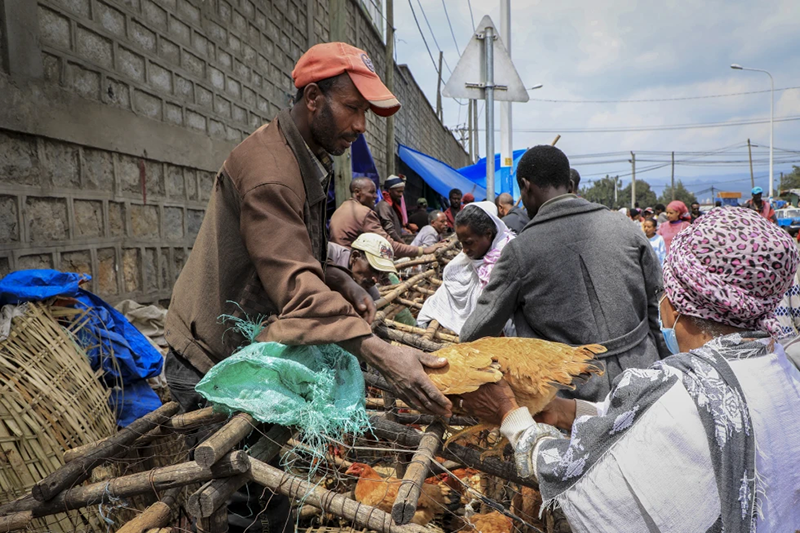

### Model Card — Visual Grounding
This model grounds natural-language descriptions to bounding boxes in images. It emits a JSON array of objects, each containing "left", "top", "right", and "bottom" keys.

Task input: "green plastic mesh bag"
[{"left": 195, "top": 340, "right": 371, "bottom": 451}]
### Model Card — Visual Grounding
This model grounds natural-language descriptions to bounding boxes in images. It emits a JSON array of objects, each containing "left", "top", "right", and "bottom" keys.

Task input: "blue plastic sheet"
[
  {"left": 0, "top": 269, "right": 163, "bottom": 426},
  {"left": 398, "top": 145, "right": 487, "bottom": 200},
  {"left": 457, "top": 150, "right": 527, "bottom": 199}
]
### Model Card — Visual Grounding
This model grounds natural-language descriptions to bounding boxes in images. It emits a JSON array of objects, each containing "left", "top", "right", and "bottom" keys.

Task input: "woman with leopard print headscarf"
[{"left": 461, "top": 207, "right": 800, "bottom": 532}]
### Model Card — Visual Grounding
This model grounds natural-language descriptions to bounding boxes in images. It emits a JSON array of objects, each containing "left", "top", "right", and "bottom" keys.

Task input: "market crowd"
[{"left": 163, "top": 41, "right": 800, "bottom": 532}]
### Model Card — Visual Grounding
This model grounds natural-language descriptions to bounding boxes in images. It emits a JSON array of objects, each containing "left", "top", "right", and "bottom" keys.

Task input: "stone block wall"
[{"left": 0, "top": 0, "right": 468, "bottom": 303}]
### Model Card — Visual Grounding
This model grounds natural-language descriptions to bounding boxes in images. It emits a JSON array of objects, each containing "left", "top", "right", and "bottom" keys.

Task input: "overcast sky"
[{"left": 389, "top": 0, "right": 800, "bottom": 202}]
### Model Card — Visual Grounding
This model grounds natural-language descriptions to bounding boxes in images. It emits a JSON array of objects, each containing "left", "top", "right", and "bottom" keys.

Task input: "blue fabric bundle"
[{"left": 0, "top": 269, "right": 163, "bottom": 426}]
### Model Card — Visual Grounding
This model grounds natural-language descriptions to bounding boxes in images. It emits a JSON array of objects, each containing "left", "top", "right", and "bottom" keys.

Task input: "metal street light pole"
[{"left": 731, "top": 63, "right": 774, "bottom": 199}]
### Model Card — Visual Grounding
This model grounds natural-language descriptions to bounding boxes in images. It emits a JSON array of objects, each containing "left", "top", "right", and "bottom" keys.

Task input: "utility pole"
[
  {"left": 467, "top": 99, "right": 474, "bottom": 161},
  {"left": 435, "top": 51, "right": 443, "bottom": 121},
  {"left": 630, "top": 152, "right": 636, "bottom": 209},
  {"left": 330, "top": 0, "right": 351, "bottom": 207},
  {"left": 747, "top": 138, "right": 754, "bottom": 188},
  {"left": 671, "top": 151, "right": 675, "bottom": 201},
  {"left": 499, "top": 0, "right": 512, "bottom": 171},
  {"left": 484, "top": 24, "right": 495, "bottom": 199},
  {"left": 711, "top": 185, "right": 716, "bottom": 203},
  {"left": 384, "top": 0, "right": 395, "bottom": 177},
  {"left": 472, "top": 99, "right": 479, "bottom": 161}
]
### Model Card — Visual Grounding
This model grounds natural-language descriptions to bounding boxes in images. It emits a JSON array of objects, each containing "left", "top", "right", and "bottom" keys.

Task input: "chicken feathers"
[{"left": 427, "top": 337, "right": 606, "bottom": 417}]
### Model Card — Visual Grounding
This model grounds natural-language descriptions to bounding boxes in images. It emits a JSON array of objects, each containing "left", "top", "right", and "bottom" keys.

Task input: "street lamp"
[{"left": 731, "top": 63, "right": 774, "bottom": 199}]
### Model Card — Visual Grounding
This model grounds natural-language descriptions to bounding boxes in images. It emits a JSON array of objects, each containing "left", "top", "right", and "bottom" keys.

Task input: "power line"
[
  {"left": 416, "top": 0, "right": 453, "bottom": 75},
  {"left": 406, "top": 0, "right": 438, "bottom": 74},
  {"left": 527, "top": 86, "right": 800, "bottom": 104},
  {"left": 467, "top": 0, "right": 476, "bottom": 31},
  {"left": 441, "top": 0, "right": 459, "bottom": 53},
  {"left": 477, "top": 114, "right": 800, "bottom": 134}
]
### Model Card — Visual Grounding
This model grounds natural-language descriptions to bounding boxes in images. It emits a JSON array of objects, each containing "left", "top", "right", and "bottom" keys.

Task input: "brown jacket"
[
  {"left": 375, "top": 200, "right": 404, "bottom": 242},
  {"left": 329, "top": 197, "right": 421, "bottom": 258},
  {"left": 165, "top": 109, "right": 371, "bottom": 374}
]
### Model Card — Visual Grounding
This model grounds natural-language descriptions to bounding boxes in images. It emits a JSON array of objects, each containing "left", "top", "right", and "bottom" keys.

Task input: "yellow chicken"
[{"left": 426, "top": 338, "right": 605, "bottom": 441}]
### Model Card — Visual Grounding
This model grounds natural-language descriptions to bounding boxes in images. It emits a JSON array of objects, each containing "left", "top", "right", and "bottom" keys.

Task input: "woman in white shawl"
[{"left": 418, "top": 201, "right": 514, "bottom": 334}]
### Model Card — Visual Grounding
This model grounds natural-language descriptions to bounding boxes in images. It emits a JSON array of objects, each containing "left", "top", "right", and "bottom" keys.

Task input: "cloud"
[{"left": 392, "top": 0, "right": 800, "bottom": 194}]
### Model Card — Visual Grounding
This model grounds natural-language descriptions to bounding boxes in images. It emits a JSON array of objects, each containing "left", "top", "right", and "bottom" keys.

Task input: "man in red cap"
[{"left": 165, "top": 42, "right": 451, "bottom": 531}]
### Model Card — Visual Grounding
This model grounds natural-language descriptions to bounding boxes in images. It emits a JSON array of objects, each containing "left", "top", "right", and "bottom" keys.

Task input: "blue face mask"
[{"left": 659, "top": 310, "right": 682, "bottom": 355}]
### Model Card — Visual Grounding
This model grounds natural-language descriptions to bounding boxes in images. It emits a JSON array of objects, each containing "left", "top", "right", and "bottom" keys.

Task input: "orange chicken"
[
  {"left": 465, "top": 511, "right": 513, "bottom": 533},
  {"left": 427, "top": 337, "right": 606, "bottom": 419},
  {"left": 345, "top": 463, "right": 448, "bottom": 525}
]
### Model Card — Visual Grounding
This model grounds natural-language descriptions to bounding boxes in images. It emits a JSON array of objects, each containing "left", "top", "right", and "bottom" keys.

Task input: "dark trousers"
[{"left": 165, "top": 349, "right": 292, "bottom": 533}]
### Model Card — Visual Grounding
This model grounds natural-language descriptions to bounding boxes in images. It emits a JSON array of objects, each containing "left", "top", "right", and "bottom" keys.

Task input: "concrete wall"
[{"left": 0, "top": 0, "right": 468, "bottom": 303}]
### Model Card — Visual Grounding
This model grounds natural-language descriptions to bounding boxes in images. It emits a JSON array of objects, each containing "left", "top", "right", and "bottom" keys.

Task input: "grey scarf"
[{"left": 536, "top": 332, "right": 765, "bottom": 532}]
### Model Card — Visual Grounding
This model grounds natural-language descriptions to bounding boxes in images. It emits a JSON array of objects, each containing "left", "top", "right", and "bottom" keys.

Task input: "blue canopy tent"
[
  {"left": 398, "top": 145, "right": 487, "bottom": 201},
  {"left": 458, "top": 149, "right": 527, "bottom": 199}
]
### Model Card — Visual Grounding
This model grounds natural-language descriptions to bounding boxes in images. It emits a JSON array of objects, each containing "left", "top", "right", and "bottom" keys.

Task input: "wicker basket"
[{"left": 0, "top": 302, "right": 117, "bottom": 532}]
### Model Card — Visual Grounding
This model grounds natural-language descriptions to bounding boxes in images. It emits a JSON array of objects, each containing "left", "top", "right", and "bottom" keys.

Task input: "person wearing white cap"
[{"left": 328, "top": 234, "right": 397, "bottom": 299}]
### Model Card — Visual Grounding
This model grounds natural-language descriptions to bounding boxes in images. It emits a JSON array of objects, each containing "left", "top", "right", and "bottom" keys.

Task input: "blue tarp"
[
  {"left": 398, "top": 145, "right": 487, "bottom": 200},
  {"left": 0, "top": 270, "right": 163, "bottom": 426},
  {"left": 458, "top": 150, "right": 527, "bottom": 199},
  {"left": 351, "top": 133, "right": 383, "bottom": 202}
]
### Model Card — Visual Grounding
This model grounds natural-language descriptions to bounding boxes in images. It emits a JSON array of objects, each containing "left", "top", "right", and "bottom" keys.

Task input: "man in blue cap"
[{"left": 745, "top": 186, "right": 777, "bottom": 223}]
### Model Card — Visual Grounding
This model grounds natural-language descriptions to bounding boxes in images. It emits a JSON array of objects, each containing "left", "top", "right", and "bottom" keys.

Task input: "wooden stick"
[
  {"left": 166, "top": 406, "right": 230, "bottom": 432},
  {"left": 384, "top": 319, "right": 458, "bottom": 343},
  {"left": 194, "top": 413, "right": 256, "bottom": 468},
  {"left": 392, "top": 420, "right": 446, "bottom": 524},
  {"left": 430, "top": 278, "right": 443, "bottom": 286},
  {"left": 373, "top": 412, "right": 478, "bottom": 427},
  {"left": 422, "top": 320, "right": 438, "bottom": 342},
  {"left": 144, "top": 529, "right": 173, "bottom": 533},
  {"left": 248, "top": 458, "right": 429, "bottom": 533},
  {"left": 116, "top": 487, "right": 181, "bottom": 533},
  {"left": 374, "top": 324, "right": 445, "bottom": 352},
  {"left": 197, "top": 507, "right": 228, "bottom": 533},
  {"left": 0, "top": 511, "right": 31, "bottom": 533},
  {"left": 187, "top": 425, "right": 292, "bottom": 519},
  {"left": 363, "top": 371, "right": 393, "bottom": 393},
  {"left": 396, "top": 298, "right": 422, "bottom": 310},
  {"left": 8, "top": 452, "right": 250, "bottom": 518},
  {"left": 395, "top": 254, "right": 438, "bottom": 269},
  {"left": 412, "top": 286, "right": 436, "bottom": 296},
  {"left": 374, "top": 303, "right": 403, "bottom": 324},
  {"left": 368, "top": 416, "right": 539, "bottom": 489},
  {"left": 374, "top": 270, "right": 436, "bottom": 309},
  {"left": 32, "top": 401, "right": 180, "bottom": 502},
  {"left": 365, "top": 397, "right": 410, "bottom": 410},
  {"left": 63, "top": 426, "right": 164, "bottom": 463},
  {"left": 385, "top": 304, "right": 407, "bottom": 322}
]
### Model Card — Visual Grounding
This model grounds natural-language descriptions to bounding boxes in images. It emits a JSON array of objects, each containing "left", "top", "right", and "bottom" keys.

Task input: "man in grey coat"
[{"left": 461, "top": 145, "right": 668, "bottom": 402}]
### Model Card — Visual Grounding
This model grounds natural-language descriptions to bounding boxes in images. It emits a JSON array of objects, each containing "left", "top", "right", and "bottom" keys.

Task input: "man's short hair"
[
  {"left": 655, "top": 203, "right": 666, "bottom": 212},
  {"left": 294, "top": 75, "right": 341, "bottom": 104},
  {"left": 496, "top": 192, "right": 514, "bottom": 206},
  {"left": 350, "top": 177, "right": 373, "bottom": 194},
  {"left": 516, "top": 145, "right": 571, "bottom": 189},
  {"left": 428, "top": 209, "right": 443, "bottom": 223},
  {"left": 449, "top": 188, "right": 462, "bottom": 196},
  {"left": 569, "top": 168, "right": 581, "bottom": 190}
]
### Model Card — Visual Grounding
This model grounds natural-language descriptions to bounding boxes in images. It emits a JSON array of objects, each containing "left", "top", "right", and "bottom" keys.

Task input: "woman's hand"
[
  {"left": 533, "top": 397, "right": 577, "bottom": 431},
  {"left": 457, "top": 380, "right": 519, "bottom": 426}
]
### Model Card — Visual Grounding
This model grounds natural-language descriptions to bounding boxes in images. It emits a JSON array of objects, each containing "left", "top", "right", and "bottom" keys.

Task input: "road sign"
[{"left": 443, "top": 15, "right": 529, "bottom": 103}]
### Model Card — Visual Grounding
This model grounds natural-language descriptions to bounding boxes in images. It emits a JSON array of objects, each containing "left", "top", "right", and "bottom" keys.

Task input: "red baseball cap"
[{"left": 292, "top": 42, "right": 401, "bottom": 117}]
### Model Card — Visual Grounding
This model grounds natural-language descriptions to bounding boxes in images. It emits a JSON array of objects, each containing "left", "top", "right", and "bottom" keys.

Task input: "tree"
[
  {"left": 658, "top": 180, "right": 697, "bottom": 206},
  {"left": 617, "top": 180, "right": 658, "bottom": 209},
  {"left": 580, "top": 175, "right": 620, "bottom": 208},
  {"left": 779, "top": 166, "right": 800, "bottom": 191}
]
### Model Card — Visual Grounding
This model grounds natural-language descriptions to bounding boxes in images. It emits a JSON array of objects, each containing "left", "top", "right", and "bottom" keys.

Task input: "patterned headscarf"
[
  {"left": 667, "top": 200, "right": 690, "bottom": 221},
  {"left": 663, "top": 207, "right": 800, "bottom": 336}
]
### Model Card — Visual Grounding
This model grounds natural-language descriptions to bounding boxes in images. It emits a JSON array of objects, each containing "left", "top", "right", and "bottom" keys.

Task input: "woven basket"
[{"left": 0, "top": 302, "right": 117, "bottom": 532}]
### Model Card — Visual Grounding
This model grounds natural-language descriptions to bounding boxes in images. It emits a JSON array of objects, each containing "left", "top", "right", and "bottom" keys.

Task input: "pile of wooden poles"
[{"left": 0, "top": 397, "right": 543, "bottom": 533}]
